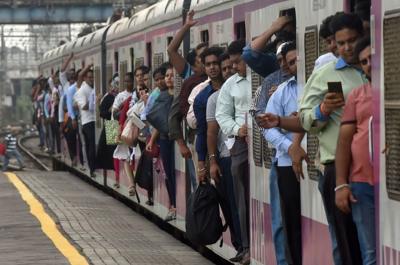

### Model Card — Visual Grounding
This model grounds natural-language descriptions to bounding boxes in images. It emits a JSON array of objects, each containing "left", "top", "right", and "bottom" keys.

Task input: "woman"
[
  {"left": 146, "top": 64, "right": 176, "bottom": 221},
  {"left": 96, "top": 75, "right": 119, "bottom": 175}
]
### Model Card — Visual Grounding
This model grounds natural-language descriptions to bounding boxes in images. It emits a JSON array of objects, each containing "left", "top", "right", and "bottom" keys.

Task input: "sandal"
[
  {"left": 113, "top": 183, "right": 120, "bottom": 189},
  {"left": 128, "top": 186, "right": 136, "bottom": 196}
]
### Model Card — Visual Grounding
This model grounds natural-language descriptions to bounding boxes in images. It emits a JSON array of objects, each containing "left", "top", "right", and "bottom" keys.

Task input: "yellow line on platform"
[{"left": 5, "top": 172, "right": 89, "bottom": 265}]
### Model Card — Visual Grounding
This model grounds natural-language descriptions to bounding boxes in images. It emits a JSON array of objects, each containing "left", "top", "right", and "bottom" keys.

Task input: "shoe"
[
  {"left": 90, "top": 173, "right": 96, "bottom": 178},
  {"left": 113, "top": 183, "right": 120, "bottom": 189},
  {"left": 164, "top": 209, "right": 176, "bottom": 222},
  {"left": 239, "top": 250, "right": 250, "bottom": 265},
  {"left": 230, "top": 249, "right": 245, "bottom": 263},
  {"left": 145, "top": 199, "right": 154, "bottom": 206},
  {"left": 128, "top": 186, "right": 136, "bottom": 196}
]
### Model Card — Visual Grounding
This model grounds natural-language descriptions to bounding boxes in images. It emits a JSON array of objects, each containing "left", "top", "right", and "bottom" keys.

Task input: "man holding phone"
[{"left": 258, "top": 13, "right": 368, "bottom": 264}]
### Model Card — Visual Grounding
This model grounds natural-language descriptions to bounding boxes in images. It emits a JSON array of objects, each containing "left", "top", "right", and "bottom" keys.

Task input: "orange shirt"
[{"left": 341, "top": 83, "right": 374, "bottom": 185}]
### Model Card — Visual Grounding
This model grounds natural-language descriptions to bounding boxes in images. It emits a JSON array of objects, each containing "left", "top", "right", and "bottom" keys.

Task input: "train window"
[
  {"left": 235, "top": 22, "right": 246, "bottom": 40},
  {"left": 153, "top": 53, "right": 164, "bottom": 70},
  {"left": 120, "top": 61, "right": 128, "bottom": 91},
  {"left": 94, "top": 66, "right": 101, "bottom": 129},
  {"left": 251, "top": 70, "right": 263, "bottom": 168},
  {"left": 384, "top": 11, "right": 400, "bottom": 201},
  {"left": 114, "top": 51, "right": 119, "bottom": 72},
  {"left": 146, "top": 42, "right": 152, "bottom": 68},
  {"left": 167, "top": 36, "right": 173, "bottom": 45},
  {"left": 106, "top": 65, "right": 113, "bottom": 91},
  {"left": 200, "top": 30, "right": 209, "bottom": 44},
  {"left": 304, "top": 25, "right": 320, "bottom": 181},
  {"left": 130, "top": 48, "right": 134, "bottom": 73}
]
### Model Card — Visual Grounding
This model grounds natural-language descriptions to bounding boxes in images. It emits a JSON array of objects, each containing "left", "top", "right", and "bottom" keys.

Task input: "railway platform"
[{"left": 0, "top": 170, "right": 214, "bottom": 265}]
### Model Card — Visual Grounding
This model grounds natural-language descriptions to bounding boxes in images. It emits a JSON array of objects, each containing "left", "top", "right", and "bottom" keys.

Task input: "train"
[{"left": 39, "top": 0, "right": 400, "bottom": 264}]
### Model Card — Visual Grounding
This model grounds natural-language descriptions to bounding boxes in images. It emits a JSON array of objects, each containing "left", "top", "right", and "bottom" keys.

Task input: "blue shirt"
[
  {"left": 251, "top": 69, "right": 292, "bottom": 116},
  {"left": 181, "top": 63, "right": 193, "bottom": 80},
  {"left": 264, "top": 77, "right": 299, "bottom": 166},
  {"left": 43, "top": 92, "right": 51, "bottom": 118},
  {"left": 242, "top": 44, "right": 279, "bottom": 78},
  {"left": 141, "top": 88, "right": 160, "bottom": 121},
  {"left": 66, "top": 83, "right": 78, "bottom": 119},
  {"left": 193, "top": 84, "right": 216, "bottom": 161}
]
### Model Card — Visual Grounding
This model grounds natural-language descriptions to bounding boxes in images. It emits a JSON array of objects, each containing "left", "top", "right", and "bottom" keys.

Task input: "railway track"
[{"left": 17, "top": 134, "right": 52, "bottom": 171}]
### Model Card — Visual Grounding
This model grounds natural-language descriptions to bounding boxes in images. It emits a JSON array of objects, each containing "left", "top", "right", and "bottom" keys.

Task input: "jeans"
[
  {"left": 318, "top": 171, "right": 342, "bottom": 265},
  {"left": 270, "top": 163, "right": 288, "bottom": 265},
  {"left": 159, "top": 138, "right": 176, "bottom": 207},
  {"left": 218, "top": 156, "right": 242, "bottom": 251},
  {"left": 37, "top": 122, "right": 45, "bottom": 147},
  {"left": 186, "top": 158, "right": 197, "bottom": 191},
  {"left": 321, "top": 164, "right": 362, "bottom": 265},
  {"left": 351, "top": 182, "right": 376, "bottom": 265},
  {"left": 277, "top": 166, "right": 302, "bottom": 265},
  {"left": 2, "top": 150, "right": 24, "bottom": 171}
]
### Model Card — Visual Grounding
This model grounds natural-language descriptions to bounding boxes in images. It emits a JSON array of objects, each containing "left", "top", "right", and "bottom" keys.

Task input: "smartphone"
[{"left": 327, "top": 81, "right": 343, "bottom": 94}]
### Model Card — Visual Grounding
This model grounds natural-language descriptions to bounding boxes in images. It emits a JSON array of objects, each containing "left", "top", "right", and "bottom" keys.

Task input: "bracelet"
[
  {"left": 208, "top": 154, "right": 216, "bottom": 161},
  {"left": 277, "top": 115, "right": 281, "bottom": 127},
  {"left": 334, "top": 183, "right": 350, "bottom": 192}
]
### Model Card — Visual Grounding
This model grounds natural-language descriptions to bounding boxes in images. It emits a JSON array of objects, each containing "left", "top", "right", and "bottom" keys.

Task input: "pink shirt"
[{"left": 341, "top": 83, "right": 374, "bottom": 185}]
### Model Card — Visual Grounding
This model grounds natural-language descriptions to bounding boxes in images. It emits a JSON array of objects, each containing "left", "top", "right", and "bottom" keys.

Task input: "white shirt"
[
  {"left": 58, "top": 71, "right": 71, "bottom": 122},
  {"left": 74, "top": 81, "right": 95, "bottom": 125},
  {"left": 314, "top": 52, "right": 337, "bottom": 71},
  {"left": 112, "top": 90, "right": 132, "bottom": 112}
]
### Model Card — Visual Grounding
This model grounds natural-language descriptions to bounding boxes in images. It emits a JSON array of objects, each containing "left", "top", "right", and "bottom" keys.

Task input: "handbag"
[
  {"left": 121, "top": 118, "right": 139, "bottom": 146},
  {"left": 105, "top": 113, "right": 120, "bottom": 145}
]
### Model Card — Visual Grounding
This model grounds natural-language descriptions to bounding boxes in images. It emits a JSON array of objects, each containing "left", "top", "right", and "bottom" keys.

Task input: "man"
[
  {"left": 265, "top": 42, "right": 302, "bottom": 265},
  {"left": 288, "top": 13, "right": 341, "bottom": 265},
  {"left": 65, "top": 69, "right": 84, "bottom": 167},
  {"left": 75, "top": 65, "right": 96, "bottom": 178},
  {"left": 251, "top": 42, "right": 292, "bottom": 265},
  {"left": 216, "top": 39, "right": 251, "bottom": 265},
  {"left": 2, "top": 128, "right": 24, "bottom": 171},
  {"left": 219, "top": 53, "right": 235, "bottom": 81},
  {"left": 335, "top": 36, "right": 375, "bottom": 265},
  {"left": 206, "top": 52, "right": 243, "bottom": 262},
  {"left": 58, "top": 53, "right": 74, "bottom": 128},
  {"left": 167, "top": 10, "right": 208, "bottom": 191},
  {"left": 258, "top": 13, "right": 367, "bottom": 265},
  {"left": 242, "top": 15, "right": 294, "bottom": 78}
]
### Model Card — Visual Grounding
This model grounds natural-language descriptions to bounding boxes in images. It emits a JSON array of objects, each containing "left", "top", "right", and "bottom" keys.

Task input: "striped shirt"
[{"left": 5, "top": 134, "right": 17, "bottom": 152}]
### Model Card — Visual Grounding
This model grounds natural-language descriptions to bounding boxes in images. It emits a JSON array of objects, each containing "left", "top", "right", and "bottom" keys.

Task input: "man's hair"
[
  {"left": 54, "top": 70, "right": 60, "bottom": 76},
  {"left": 186, "top": 49, "right": 197, "bottom": 66},
  {"left": 353, "top": 36, "right": 370, "bottom": 60},
  {"left": 281, "top": 41, "right": 296, "bottom": 58},
  {"left": 329, "top": 12, "right": 364, "bottom": 35},
  {"left": 227, "top": 39, "right": 246, "bottom": 56},
  {"left": 219, "top": 52, "right": 230, "bottom": 63},
  {"left": 195, "top": 42, "right": 208, "bottom": 52},
  {"left": 134, "top": 65, "right": 149, "bottom": 75},
  {"left": 125, "top": 71, "right": 134, "bottom": 80},
  {"left": 319, "top": 15, "right": 335, "bottom": 39},
  {"left": 153, "top": 64, "right": 168, "bottom": 78},
  {"left": 354, "top": 0, "right": 371, "bottom": 21},
  {"left": 200, "top": 47, "right": 224, "bottom": 64}
]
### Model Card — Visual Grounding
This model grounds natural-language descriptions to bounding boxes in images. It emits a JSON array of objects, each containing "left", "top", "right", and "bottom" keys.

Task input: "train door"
[{"left": 375, "top": 0, "right": 400, "bottom": 264}]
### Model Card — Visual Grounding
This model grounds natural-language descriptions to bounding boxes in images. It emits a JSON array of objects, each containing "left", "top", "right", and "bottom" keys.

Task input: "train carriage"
[{"left": 38, "top": 0, "right": 400, "bottom": 264}]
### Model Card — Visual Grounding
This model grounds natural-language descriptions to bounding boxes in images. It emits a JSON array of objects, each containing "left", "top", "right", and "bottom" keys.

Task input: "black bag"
[
  {"left": 185, "top": 182, "right": 224, "bottom": 245},
  {"left": 146, "top": 90, "right": 173, "bottom": 135},
  {"left": 135, "top": 152, "right": 153, "bottom": 191}
]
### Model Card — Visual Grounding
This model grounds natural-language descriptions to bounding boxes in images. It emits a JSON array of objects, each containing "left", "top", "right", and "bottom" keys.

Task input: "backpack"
[
  {"left": 186, "top": 79, "right": 210, "bottom": 129},
  {"left": 185, "top": 182, "right": 226, "bottom": 245},
  {"left": 147, "top": 90, "right": 173, "bottom": 134}
]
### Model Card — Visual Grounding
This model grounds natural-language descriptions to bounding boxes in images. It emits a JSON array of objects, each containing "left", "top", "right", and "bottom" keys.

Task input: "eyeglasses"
[{"left": 360, "top": 56, "right": 371, "bottom": 66}]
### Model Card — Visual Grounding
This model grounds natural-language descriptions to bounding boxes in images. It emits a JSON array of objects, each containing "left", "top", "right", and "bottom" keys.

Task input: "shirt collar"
[
  {"left": 335, "top": 57, "right": 350, "bottom": 70},
  {"left": 235, "top": 73, "right": 247, "bottom": 83}
]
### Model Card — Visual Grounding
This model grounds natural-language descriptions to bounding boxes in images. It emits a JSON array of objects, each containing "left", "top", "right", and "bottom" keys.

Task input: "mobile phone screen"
[{"left": 327, "top": 82, "right": 343, "bottom": 94}]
